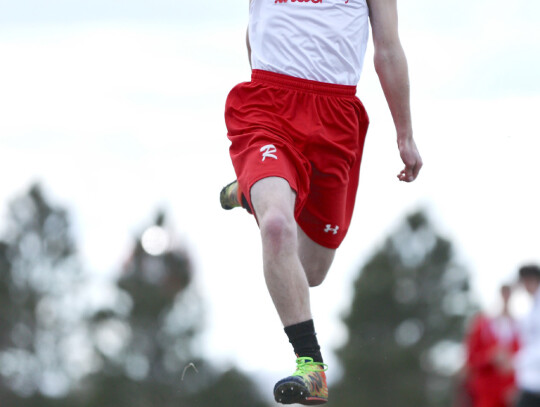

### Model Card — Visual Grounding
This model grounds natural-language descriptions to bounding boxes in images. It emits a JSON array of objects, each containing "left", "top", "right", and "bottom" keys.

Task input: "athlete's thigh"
[{"left": 250, "top": 176, "right": 297, "bottom": 221}]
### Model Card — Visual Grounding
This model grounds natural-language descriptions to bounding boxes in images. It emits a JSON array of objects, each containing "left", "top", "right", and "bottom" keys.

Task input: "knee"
[
  {"left": 305, "top": 267, "right": 327, "bottom": 287},
  {"left": 307, "top": 277, "right": 324, "bottom": 288},
  {"left": 259, "top": 210, "right": 297, "bottom": 252},
  {"left": 301, "top": 253, "right": 333, "bottom": 287}
]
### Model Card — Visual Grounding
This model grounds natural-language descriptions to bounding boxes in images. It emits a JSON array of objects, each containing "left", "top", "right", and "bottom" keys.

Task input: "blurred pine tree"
[
  {"left": 330, "top": 210, "right": 477, "bottom": 407},
  {"left": 0, "top": 184, "right": 86, "bottom": 402}
]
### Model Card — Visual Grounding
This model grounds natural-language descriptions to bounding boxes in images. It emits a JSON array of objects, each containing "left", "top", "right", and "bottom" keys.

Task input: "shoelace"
[{"left": 292, "top": 357, "right": 328, "bottom": 376}]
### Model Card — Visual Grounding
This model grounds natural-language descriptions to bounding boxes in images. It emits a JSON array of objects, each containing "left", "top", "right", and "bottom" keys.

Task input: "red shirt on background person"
[{"left": 465, "top": 285, "right": 521, "bottom": 407}]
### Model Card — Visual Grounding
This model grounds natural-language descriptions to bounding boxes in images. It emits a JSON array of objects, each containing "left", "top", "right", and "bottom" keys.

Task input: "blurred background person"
[
  {"left": 516, "top": 265, "right": 540, "bottom": 407},
  {"left": 465, "top": 284, "right": 521, "bottom": 407}
]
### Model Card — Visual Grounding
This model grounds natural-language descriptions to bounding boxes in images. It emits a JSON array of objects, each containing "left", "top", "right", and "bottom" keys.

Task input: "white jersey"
[
  {"left": 516, "top": 288, "right": 540, "bottom": 393},
  {"left": 249, "top": 0, "right": 370, "bottom": 86}
]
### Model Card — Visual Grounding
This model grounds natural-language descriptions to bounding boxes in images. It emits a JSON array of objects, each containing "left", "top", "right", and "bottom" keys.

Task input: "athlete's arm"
[{"left": 367, "top": 0, "right": 422, "bottom": 182}]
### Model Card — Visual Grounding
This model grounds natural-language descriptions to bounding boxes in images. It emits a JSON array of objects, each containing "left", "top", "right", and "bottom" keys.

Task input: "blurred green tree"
[
  {"left": 0, "top": 185, "right": 270, "bottom": 407},
  {"left": 79, "top": 209, "right": 270, "bottom": 407},
  {"left": 0, "top": 184, "right": 89, "bottom": 403},
  {"left": 331, "top": 210, "right": 477, "bottom": 407}
]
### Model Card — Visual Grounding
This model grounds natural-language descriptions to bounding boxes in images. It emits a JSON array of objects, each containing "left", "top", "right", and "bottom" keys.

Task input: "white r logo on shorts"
[{"left": 260, "top": 144, "right": 278, "bottom": 161}]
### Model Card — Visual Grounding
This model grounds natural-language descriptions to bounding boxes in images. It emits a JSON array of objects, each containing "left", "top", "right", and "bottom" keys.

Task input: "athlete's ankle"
[{"left": 284, "top": 319, "right": 323, "bottom": 364}]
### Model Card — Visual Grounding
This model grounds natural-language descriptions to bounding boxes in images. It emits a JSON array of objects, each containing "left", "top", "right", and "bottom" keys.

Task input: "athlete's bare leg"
[
  {"left": 297, "top": 228, "right": 335, "bottom": 287},
  {"left": 250, "top": 177, "right": 312, "bottom": 327},
  {"left": 223, "top": 178, "right": 336, "bottom": 288}
]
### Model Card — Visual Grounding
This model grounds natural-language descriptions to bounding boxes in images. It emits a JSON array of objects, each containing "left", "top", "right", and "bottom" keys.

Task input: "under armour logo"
[
  {"left": 260, "top": 144, "right": 278, "bottom": 161},
  {"left": 324, "top": 224, "right": 339, "bottom": 235}
]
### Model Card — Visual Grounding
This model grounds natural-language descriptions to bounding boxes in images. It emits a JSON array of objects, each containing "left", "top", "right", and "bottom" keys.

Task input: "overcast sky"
[{"left": 1, "top": 0, "right": 539, "bottom": 386}]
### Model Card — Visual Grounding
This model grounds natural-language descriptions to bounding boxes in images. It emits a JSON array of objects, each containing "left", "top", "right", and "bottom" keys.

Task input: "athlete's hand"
[{"left": 397, "top": 136, "right": 422, "bottom": 182}]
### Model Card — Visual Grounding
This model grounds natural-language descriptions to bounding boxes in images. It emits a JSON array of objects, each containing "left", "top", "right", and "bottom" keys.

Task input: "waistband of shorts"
[{"left": 251, "top": 69, "right": 357, "bottom": 97}]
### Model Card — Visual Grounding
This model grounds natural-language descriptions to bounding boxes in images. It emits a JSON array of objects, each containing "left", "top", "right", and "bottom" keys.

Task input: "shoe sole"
[{"left": 274, "top": 381, "right": 327, "bottom": 405}]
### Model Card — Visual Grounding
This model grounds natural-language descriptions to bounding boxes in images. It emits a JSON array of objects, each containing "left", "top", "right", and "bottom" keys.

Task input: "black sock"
[{"left": 284, "top": 319, "right": 323, "bottom": 364}]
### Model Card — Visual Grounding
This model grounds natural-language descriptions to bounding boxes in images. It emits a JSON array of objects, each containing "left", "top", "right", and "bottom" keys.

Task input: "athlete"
[{"left": 220, "top": 0, "right": 422, "bottom": 404}]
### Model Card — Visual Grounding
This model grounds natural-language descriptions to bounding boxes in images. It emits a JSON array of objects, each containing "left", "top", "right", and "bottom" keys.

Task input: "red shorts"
[{"left": 225, "top": 70, "right": 369, "bottom": 249}]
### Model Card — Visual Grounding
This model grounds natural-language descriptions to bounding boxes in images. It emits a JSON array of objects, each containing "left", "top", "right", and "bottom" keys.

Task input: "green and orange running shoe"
[
  {"left": 219, "top": 180, "right": 253, "bottom": 214},
  {"left": 219, "top": 180, "right": 240, "bottom": 210},
  {"left": 274, "top": 357, "right": 328, "bottom": 405}
]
